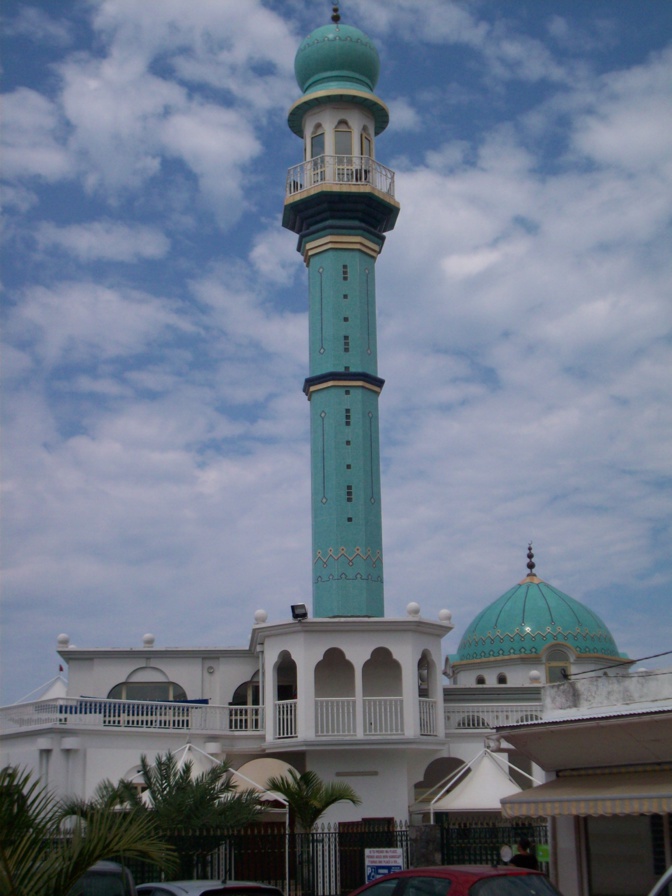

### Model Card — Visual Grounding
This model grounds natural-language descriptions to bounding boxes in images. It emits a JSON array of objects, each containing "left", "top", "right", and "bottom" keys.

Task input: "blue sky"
[{"left": 2, "top": 0, "right": 671, "bottom": 704}]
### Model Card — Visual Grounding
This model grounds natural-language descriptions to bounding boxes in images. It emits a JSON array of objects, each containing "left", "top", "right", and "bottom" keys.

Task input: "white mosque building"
[{"left": 2, "top": 10, "right": 669, "bottom": 896}]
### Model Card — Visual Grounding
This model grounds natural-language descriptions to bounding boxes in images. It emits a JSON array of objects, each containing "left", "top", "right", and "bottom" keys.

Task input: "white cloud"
[
  {"left": 1, "top": 88, "right": 72, "bottom": 181},
  {"left": 36, "top": 221, "right": 170, "bottom": 262},
  {"left": 8, "top": 282, "right": 191, "bottom": 367}
]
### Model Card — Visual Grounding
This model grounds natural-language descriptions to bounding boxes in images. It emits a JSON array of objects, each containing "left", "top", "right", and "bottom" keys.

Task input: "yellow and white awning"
[{"left": 501, "top": 767, "right": 672, "bottom": 818}]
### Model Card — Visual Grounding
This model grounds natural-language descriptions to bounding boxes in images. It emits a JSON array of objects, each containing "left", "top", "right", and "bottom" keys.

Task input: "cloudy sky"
[{"left": 2, "top": 0, "right": 671, "bottom": 704}]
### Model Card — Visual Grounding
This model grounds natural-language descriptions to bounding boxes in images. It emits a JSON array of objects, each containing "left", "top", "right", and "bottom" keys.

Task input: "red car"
[{"left": 349, "top": 866, "right": 563, "bottom": 896}]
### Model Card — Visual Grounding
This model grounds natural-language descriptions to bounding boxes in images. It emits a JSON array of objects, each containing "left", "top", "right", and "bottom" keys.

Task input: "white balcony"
[
  {"left": 315, "top": 697, "right": 356, "bottom": 736},
  {"left": 419, "top": 697, "right": 437, "bottom": 736},
  {"left": 444, "top": 702, "right": 543, "bottom": 730},
  {"left": 286, "top": 155, "right": 395, "bottom": 198},
  {"left": 363, "top": 697, "right": 404, "bottom": 735},
  {"left": 275, "top": 699, "right": 297, "bottom": 738},
  {"left": 0, "top": 698, "right": 264, "bottom": 735}
]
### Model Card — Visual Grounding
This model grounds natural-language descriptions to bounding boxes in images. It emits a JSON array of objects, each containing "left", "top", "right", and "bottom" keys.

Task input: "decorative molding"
[
  {"left": 304, "top": 371, "right": 384, "bottom": 398},
  {"left": 303, "top": 233, "right": 381, "bottom": 263}
]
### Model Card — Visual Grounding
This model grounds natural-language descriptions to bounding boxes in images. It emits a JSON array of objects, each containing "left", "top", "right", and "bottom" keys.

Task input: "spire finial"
[
  {"left": 526, "top": 542, "right": 536, "bottom": 575},
  {"left": 331, "top": 5, "right": 341, "bottom": 24}
]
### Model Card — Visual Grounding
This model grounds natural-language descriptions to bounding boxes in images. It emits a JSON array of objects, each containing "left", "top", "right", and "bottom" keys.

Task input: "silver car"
[{"left": 137, "top": 882, "right": 284, "bottom": 896}]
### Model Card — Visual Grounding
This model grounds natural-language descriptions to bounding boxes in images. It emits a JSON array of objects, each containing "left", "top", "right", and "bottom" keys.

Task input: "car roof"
[
  {"left": 383, "top": 867, "right": 541, "bottom": 877},
  {"left": 137, "top": 883, "right": 283, "bottom": 894}
]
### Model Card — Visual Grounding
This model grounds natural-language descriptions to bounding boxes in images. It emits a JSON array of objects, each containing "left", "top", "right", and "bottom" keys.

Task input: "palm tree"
[
  {"left": 265, "top": 769, "right": 361, "bottom": 832},
  {"left": 109, "top": 751, "right": 263, "bottom": 878},
  {"left": 265, "top": 769, "right": 361, "bottom": 896},
  {"left": 0, "top": 765, "right": 175, "bottom": 896}
]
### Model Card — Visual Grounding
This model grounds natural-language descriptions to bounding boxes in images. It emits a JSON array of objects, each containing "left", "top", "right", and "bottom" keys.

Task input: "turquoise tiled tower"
[{"left": 283, "top": 10, "right": 399, "bottom": 618}]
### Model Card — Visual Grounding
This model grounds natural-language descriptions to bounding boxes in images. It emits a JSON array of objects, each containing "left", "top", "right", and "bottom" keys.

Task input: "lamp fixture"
[{"left": 291, "top": 603, "right": 308, "bottom": 621}]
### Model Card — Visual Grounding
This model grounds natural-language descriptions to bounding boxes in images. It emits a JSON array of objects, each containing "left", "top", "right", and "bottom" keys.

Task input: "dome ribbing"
[{"left": 456, "top": 551, "right": 621, "bottom": 662}]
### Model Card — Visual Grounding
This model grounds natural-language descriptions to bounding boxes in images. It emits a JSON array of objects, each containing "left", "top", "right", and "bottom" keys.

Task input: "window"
[
  {"left": 343, "top": 293, "right": 349, "bottom": 300},
  {"left": 346, "top": 464, "right": 351, "bottom": 469},
  {"left": 355, "top": 880, "right": 399, "bottom": 896},
  {"left": 345, "top": 409, "right": 351, "bottom": 426},
  {"left": 405, "top": 877, "right": 452, "bottom": 896},
  {"left": 310, "top": 127, "right": 325, "bottom": 159},
  {"left": 345, "top": 389, "right": 350, "bottom": 395},
  {"left": 343, "top": 335, "right": 350, "bottom": 353},
  {"left": 107, "top": 681, "right": 187, "bottom": 702},
  {"left": 497, "top": 673, "right": 508, "bottom": 685},
  {"left": 335, "top": 120, "right": 352, "bottom": 156},
  {"left": 346, "top": 485, "right": 353, "bottom": 502},
  {"left": 361, "top": 129, "right": 373, "bottom": 157},
  {"left": 476, "top": 675, "right": 486, "bottom": 685},
  {"left": 342, "top": 265, "right": 349, "bottom": 281},
  {"left": 345, "top": 440, "right": 351, "bottom": 446},
  {"left": 545, "top": 648, "right": 570, "bottom": 683},
  {"left": 343, "top": 316, "right": 349, "bottom": 322}
]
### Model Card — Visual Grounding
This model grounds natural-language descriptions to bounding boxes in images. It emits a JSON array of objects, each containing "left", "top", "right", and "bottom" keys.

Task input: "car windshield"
[{"left": 471, "top": 875, "right": 562, "bottom": 896}]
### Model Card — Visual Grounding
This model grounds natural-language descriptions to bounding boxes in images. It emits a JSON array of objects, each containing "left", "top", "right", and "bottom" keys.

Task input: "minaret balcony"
[{"left": 286, "top": 155, "right": 395, "bottom": 199}]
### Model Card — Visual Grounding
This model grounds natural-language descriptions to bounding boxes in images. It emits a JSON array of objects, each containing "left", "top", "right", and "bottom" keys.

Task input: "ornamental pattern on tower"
[{"left": 283, "top": 11, "right": 399, "bottom": 618}]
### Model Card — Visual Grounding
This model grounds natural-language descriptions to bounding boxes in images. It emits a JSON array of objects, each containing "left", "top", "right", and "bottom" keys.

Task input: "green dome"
[
  {"left": 295, "top": 23, "right": 380, "bottom": 95},
  {"left": 456, "top": 574, "right": 621, "bottom": 662}
]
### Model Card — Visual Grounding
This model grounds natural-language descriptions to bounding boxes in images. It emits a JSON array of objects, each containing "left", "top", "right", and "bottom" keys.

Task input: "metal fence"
[
  {"left": 125, "top": 821, "right": 410, "bottom": 896},
  {"left": 438, "top": 816, "right": 549, "bottom": 872}
]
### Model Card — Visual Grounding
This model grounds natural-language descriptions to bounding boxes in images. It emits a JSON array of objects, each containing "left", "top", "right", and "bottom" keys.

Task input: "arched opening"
[
  {"left": 362, "top": 647, "right": 403, "bottom": 735},
  {"left": 456, "top": 714, "right": 489, "bottom": 729},
  {"left": 361, "top": 126, "right": 373, "bottom": 158},
  {"left": 310, "top": 124, "right": 326, "bottom": 184},
  {"left": 310, "top": 124, "right": 325, "bottom": 159},
  {"left": 414, "top": 757, "right": 466, "bottom": 807},
  {"left": 476, "top": 674, "right": 486, "bottom": 685},
  {"left": 230, "top": 671, "right": 260, "bottom": 706},
  {"left": 497, "top": 673, "right": 508, "bottom": 685},
  {"left": 334, "top": 119, "right": 353, "bottom": 156},
  {"left": 315, "top": 648, "right": 355, "bottom": 697},
  {"left": 107, "top": 666, "right": 187, "bottom": 702},
  {"left": 274, "top": 651, "right": 297, "bottom": 738},
  {"left": 545, "top": 647, "right": 571, "bottom": 683},
  {"left": 315, "top": 648, "right": 355, "bottom": 735}
]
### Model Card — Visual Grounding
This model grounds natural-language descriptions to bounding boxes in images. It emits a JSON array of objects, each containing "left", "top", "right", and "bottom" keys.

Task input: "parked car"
[
  {"left": 137, "top": 882, "right": 284, "bottom": 896},
  {"left": 68, "top": 860, "right": 137, "bottom": 896},
  {"left": 647, "top": 867, "right": 672, "bottom": 896},
  {"left": 348, "top": 866, "right": 564, "bottom": 896}
]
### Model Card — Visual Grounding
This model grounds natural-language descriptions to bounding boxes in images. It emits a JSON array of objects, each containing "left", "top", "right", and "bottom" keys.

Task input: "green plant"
[{"left": 0, "top": 765, "right": 175, "bottom": 896}]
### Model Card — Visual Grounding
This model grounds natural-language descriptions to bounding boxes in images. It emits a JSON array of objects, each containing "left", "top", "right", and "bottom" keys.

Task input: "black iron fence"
[
  {"left": 438, "top": 816, "right": 549, "bottom": 872},
  {"left": 125, "top": 821, "right": 410, "bottom": 895}
]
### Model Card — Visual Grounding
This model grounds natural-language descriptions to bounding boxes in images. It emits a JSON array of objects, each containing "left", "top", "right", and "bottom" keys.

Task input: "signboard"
[
  {"left": 364, "top": 848, "right": 404, "bottom": 882},
  {"left": 535, "top": 843, "right": 550, "bottom": 863}
]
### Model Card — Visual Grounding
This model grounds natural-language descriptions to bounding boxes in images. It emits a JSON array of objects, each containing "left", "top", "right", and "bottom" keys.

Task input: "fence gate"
[{"left": 438, "top": 815, "right": 548, "bottom": 872}]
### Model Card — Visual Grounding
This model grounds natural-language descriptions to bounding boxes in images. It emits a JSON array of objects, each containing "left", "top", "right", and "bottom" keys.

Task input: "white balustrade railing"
[
  {"left": 286, "top": 156, "right": 395, "bottom": 198},
  {"left": 2, "top": 696, "right": 541, "bottom": 739},
  {"left": 419, "top": 698, "right": 437, "bottom": 736},
  {"left": 275, "top": 699, "right": 297, "bottom": 738},
  {"left": 315, "top": 698, "right": 356, "bottom": 736},
  {"left": 0, "top": 698, "right": 264, "bottom": 735},
  {"left": 444, "top": 702, "right": 542, "bottom": 730},
  {"left": 363, "top": 697, "right": 404, "bottom": 735}
]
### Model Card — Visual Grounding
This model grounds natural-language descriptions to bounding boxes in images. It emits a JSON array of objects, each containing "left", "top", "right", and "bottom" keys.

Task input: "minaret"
[{"left": 283, "top": 8, "right": 399, "bottom": 618}]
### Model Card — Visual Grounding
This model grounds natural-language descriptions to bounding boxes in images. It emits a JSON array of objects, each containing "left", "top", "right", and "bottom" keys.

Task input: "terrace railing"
[
  {"left": 444, "top": 702, "right": 543, "bottom": 731},
  {"left": 0, "top": 697, "right": 264, "bottom": 734},
  {"left": 419, "top": 697, "right": 437, "bottom": 735},
  {"left": 315, "top": 697, "right": 356, "bottom": 736},
  {"left": 275, "top": 699, "right": 297, "bottom": 738},
  {"left": 363, "top": 697, "right": 404, "bottom": 735},
  {"left": 286, "top": 156, "right": 395, "bottom": 198}
]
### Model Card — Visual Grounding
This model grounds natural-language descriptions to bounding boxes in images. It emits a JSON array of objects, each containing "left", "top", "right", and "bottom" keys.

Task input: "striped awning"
[{"left": 501, "top": 768, "right": 672, "bottom": 818}]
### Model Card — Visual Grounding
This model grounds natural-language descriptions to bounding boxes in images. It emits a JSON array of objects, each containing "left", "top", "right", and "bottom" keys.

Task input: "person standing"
[{"left": 510, "top": 837, "right": 539, "bottom": 869}]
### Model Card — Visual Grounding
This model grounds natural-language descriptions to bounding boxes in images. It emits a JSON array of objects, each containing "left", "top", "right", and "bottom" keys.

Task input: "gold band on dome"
[{"left": 303, "top": 234, "right": 381, "bottom": 264}]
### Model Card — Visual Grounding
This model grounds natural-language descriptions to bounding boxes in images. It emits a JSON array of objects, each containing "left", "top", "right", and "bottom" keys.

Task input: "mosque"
[{"left": 1, "top": 9, "right": 670, "bottom": 896}]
